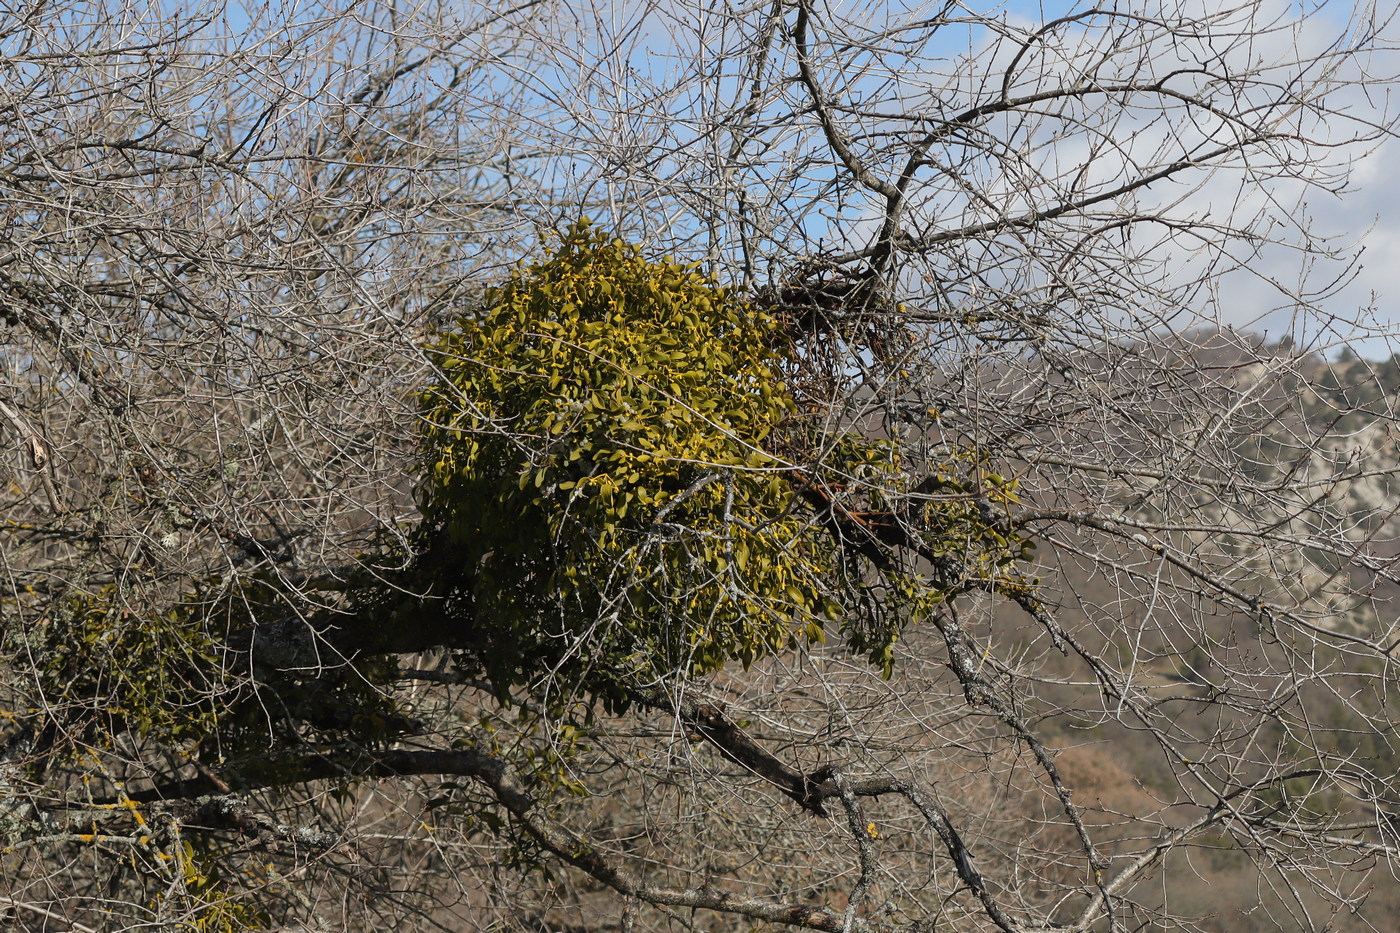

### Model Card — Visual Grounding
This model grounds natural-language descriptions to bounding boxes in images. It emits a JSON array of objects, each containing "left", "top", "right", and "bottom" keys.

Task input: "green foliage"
[
  {"left": 18, "top": 586, "right": 224, "bottom": 751},
  {"left": 420, "top": 221, "right": 834, "bottom": 695},
  {"left": 418, "top": 222, "right": 1037, "bottom": 697},
  {"left": 10, "top": 575, "right": 409, "bottom": 771}
]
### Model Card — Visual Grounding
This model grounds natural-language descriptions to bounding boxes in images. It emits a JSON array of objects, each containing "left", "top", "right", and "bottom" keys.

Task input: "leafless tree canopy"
[{"left": 3, "top": 0, "right": 1400, "bottom": 930}]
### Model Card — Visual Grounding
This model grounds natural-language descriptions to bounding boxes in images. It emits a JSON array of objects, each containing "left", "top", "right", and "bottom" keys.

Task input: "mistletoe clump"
[
  {"left": 418, "top": 222, "right": 1037, "bottom": 699},
  {"left": 419, "top": 222, "right": 839, "bottom": 695}
]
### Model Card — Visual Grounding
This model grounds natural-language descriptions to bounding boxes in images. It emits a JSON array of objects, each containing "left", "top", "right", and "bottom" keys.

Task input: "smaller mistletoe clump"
[{"left": 16, "top": 585, "right": 226, "bottom": 753}]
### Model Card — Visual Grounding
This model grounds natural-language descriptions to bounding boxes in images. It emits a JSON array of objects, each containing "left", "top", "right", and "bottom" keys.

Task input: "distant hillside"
[{"left": 1000, "top": 345, "right": 1400, "bottom": 932}]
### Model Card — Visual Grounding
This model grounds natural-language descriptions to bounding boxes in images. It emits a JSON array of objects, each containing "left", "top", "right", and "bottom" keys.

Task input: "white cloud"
[{"left": 894, "top": 0, "right": 1400, "bottom": 356}]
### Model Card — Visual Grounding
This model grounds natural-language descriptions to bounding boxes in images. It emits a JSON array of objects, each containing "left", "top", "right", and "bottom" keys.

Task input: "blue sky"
[
  {"left": 916, "top": 0, "right": 1400, "bottom": 357},
  {"left": 193, "top": 0, "right": 1400, "bottom": 356},
  {"left": 607, "top": 0, "right": 1400, "bottom": 355}
]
